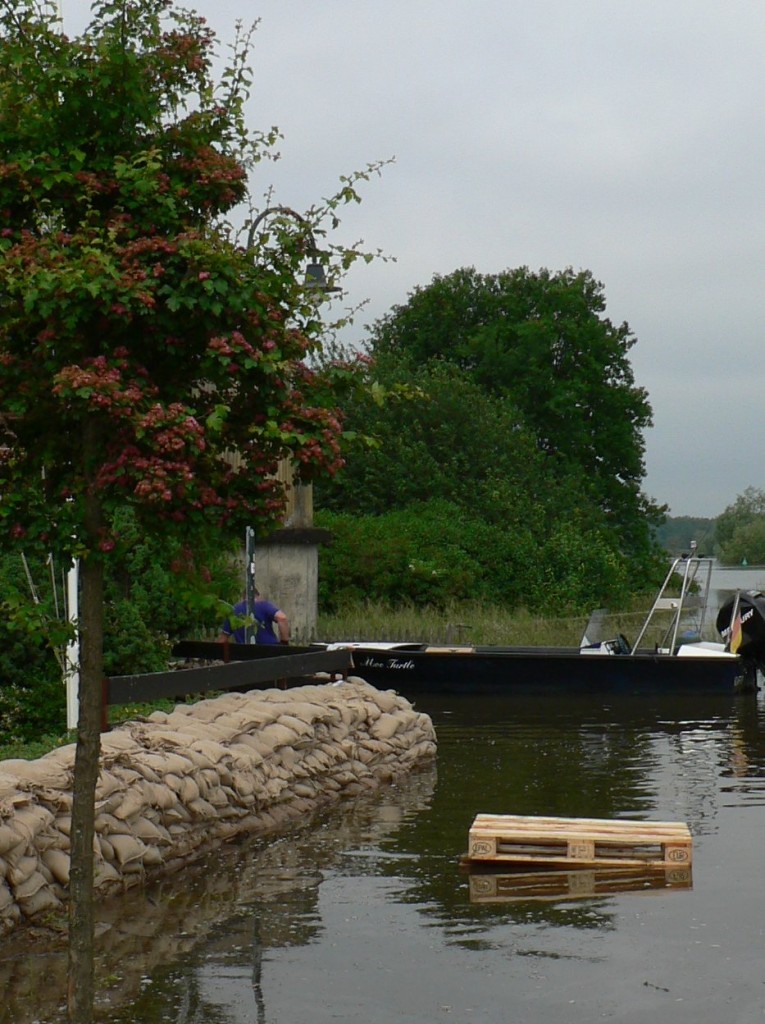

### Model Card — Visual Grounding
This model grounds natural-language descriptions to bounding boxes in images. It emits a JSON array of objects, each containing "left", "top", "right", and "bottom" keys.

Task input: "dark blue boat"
[
  {"left": 324, "top": 555, "right": 763, "bottom": 695},
  {"left": 332, "top": 640, "right": 749, "bottom": 694}
]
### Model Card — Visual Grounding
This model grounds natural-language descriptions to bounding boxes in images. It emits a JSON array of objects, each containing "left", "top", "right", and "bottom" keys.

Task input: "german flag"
[{"left": 729, "top": 611, "right": 743, "bottom": 654}]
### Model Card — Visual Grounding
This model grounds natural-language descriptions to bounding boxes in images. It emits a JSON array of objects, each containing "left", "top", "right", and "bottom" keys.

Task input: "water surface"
[{"left": 5, "top": 689, "right": 765, "bottom": 1022}]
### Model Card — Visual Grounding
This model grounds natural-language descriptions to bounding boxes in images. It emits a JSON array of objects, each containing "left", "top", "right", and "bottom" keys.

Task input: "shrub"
[
  {"left": 317, "top": 498, "right": 644, "bottom": 616},
  {"left": 0, "top": 511, "right": 240, "bottom": 739}
]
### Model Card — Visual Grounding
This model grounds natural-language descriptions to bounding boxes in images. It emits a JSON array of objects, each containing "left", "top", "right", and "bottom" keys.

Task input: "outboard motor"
[{"left": 716, "top": 591, "right": 765, "bottom": 672}]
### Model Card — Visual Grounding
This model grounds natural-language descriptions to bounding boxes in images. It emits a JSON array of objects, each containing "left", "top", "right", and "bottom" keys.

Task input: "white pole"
[
  {"left": 64, "top": 559, "right": 79, "bottom": 730},
  {"left": 245, "top": 526, "right": 256, "bottom": 644}
]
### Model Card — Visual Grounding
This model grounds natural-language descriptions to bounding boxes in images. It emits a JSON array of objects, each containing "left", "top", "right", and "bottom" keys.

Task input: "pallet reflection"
[{"left": 466, "top": 864, "right": 693, "bottom": 903}]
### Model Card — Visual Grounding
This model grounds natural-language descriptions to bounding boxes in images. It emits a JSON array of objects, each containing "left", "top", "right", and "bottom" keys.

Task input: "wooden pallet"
[
  {"left": 466, "top": 865, "right": 692, "bottom": 903},
  {"left": 466, "top": 814, "right": 692, "bottom": 869}
]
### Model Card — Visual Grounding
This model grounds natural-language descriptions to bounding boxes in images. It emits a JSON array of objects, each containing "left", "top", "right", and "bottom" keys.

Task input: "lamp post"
[
  {"left": 246, "top": 205, "right": 341, "bottom": 294},
  {"left": 244, "top": 206, "right": 338, "bottom": 641}
]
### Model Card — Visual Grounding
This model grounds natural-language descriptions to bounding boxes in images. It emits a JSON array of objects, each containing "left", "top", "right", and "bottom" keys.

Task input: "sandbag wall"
[{"left": 0, "top": 679, "right": 436, "bottom": 937}]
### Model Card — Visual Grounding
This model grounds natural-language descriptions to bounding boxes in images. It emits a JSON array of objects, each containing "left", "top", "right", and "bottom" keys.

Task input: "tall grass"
[{"left": 315, "top": 598, "right": 673, "bottom": 647}]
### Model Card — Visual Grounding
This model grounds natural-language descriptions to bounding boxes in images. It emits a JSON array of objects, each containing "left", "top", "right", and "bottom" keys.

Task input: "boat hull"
[
  {"left": 169, "top": 640, "right": 751, "bottom": 696},
  {"left": 340, "top": 644, "right": 749, "bottom": 695}
]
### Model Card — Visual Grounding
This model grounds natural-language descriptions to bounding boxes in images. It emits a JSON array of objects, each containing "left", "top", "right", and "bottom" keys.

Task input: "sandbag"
[
  {"left": 133, "top": 751, "right": 195, "bottom": 776},
  {"left": 7, "top": 855, "right": 39, "bottom": 888},
  {"left": 0, "top": 825, "right": 23, "bottom": 858},
  {"left": 254, "top": 723, "right": 300, "bottom": 753},
  {"left": 1, "top": 755, "right": 72, "bottom": 790},
  {"left": 8, "top": 805, "right": 54, "bottom": 845},
  {"left": 14, "top": 884, "right": 61, "bottom": 918},
  {"left": 113, "top": 783, "right": 151, "bottom": 822},
  {"left": 187, "top": 797, "right": 218, "bottom": 820},
  {"left": 187, "top": 739, "right": 231, "bottom": 768},
  {"left": 109, "top": 834, "right": 148, "bottom": 868},
  {"left": 41, "top": 848, "right": 70, "bottom": 886},
  {"left": 0, "top": 880, "right": 14, "bottom": 911},
  {"left": 143, "top": 781, "right": 180, "bottom": 811},
  {"left": 131, "top": 818, "right": 172, "bottom": 846},
  {"left": 13, "top": 869, "right": 48, "bottom": 900},
  {"left": 370, "top": 713, "right": 404, "bottom": 740},
  {"left": 0, "top": 772, "right": 22, "bottom": 801}
]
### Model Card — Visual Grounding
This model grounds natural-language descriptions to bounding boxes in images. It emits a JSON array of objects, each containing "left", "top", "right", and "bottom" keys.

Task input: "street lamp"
[
  {"left": 242, "top": 206, "right": 339, "bottom": 642},
  {"left": 246, "top": 205, "right": 340, "bottom": 294}
]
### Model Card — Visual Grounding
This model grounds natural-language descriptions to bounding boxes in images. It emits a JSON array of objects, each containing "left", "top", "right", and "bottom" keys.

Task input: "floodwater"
[{"left": 6, "top": 688, "right": 765, "bottom": 1023}]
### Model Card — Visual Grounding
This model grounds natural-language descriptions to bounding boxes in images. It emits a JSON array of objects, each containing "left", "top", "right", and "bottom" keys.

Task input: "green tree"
[
  {"left": 0, "top": 2, "right": 371, "bottom": 1017},
  {"left": 717, "top": 517, "right": 765, "bottom": 566},
  {"left": 369, "top": 266, "right": 663, "bottom": 558},
  {"left": 715, "top": 487, "right": 765, "bottom": 560},
  {"left": 316, "top": 354, "right": 544, "bottom": 517},
  {"left": 315, "top": 345, "right": 655, "bottom": 610}
]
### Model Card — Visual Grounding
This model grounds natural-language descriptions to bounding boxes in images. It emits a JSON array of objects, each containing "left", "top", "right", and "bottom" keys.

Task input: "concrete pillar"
[
  {"left": 254, "top": 538, "right": 319, "bottom": 643},
  {"left": 251, "top": 470, "right": 332, "bottom": 644}
]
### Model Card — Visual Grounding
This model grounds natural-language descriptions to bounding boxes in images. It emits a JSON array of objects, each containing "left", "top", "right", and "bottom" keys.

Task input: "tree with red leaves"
[{"left": 0, "top": 2, "right": 377, "bottom": 1018}]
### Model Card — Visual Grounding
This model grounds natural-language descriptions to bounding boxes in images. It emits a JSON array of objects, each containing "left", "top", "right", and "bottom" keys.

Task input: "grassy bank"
[{"left": 316, "top": 598, "right": 656, "bottom": 647}]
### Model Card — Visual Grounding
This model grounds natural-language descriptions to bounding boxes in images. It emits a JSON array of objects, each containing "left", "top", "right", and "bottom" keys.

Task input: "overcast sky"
[{"left": 65, "top": 1, "right": 765, "bottom": 518}]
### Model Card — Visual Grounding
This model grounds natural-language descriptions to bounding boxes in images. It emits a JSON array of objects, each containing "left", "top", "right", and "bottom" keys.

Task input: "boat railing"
[{"left": 631, "top": 554, "right": 714, "bottom": 654}]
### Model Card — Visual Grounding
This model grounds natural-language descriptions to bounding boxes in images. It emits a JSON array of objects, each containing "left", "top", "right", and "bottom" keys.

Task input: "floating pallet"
[
  {"left": 466, "top": 865, "right": 692, "bottom": 903},
  {"left": 466, "top": 814, "right": 692, "bottom": 869}
]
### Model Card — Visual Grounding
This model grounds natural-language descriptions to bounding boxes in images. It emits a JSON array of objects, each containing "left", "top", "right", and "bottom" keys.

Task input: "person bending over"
[{"left": 219, "top": 589, "right": 290, "bottom": 645}]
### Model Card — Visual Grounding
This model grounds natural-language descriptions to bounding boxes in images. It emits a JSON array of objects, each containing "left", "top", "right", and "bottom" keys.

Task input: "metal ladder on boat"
[{"left": 631, "top": 553, "right": 713, "bottom": 654}]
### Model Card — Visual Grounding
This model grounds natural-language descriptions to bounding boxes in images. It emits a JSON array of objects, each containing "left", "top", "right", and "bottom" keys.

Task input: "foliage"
[
  {"left": 715, "top": 487, "right": 765, "bottom": 563},
  {"left": 101, "top": 506, "right": 239, "bottom": 675},
  {"left": 0, "top": 0, "right": 378, "bottom": 714},
  {"left": 366, "top": 265, "right": 664, "bottom": 560},
  {"left": 316, "top": 592, "right": 668, "bottom": 648},
  {"left": 716, "top": 518, "right": 765, "bottom": 566},
  {"left": 0, "top": 552, "right": 67, "bottom": 741},
  {"left": 0, "top": 670, "right": 66, "bottom": 743},
  {"left": 316, "top": 354, "right": 544, "bottom": 517},
  {"left": 316, "top": 598, "right": 592, "bottom": 646},
  {"left": 317, "top": 501, "right": 481, "bottom": 609},
  {"left": 317, "top": 498, "right": 640, "bottom": 616},
  {"left": 0, "top": 0, "right": 375, "bottom": 574},
  {"left": 0, "top": 731, "right": 75, "bottom": 763},
  {"left": 0, "top": 515, "right": 238, "bottom": 739},
  {"left": 315, "top": 338, "right": 665, "bottom": 610}
]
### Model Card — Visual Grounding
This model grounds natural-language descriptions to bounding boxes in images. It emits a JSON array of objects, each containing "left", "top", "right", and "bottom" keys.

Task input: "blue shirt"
[{"left": 221, "top": 599, "right": 281, "bottom": 644}]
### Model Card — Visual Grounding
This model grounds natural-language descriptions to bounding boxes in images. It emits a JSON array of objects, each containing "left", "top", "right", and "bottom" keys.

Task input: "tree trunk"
[{"left": 67, "top": 485, "right": 104, "bottom": 1023}]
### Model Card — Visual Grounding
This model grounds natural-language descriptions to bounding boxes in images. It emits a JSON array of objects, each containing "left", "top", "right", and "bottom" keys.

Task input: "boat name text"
[{"left": 358, "top": 656, "right": 415, "bottom": 671}]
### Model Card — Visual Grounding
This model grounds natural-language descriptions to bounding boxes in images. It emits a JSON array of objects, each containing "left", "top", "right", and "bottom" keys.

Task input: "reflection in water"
[
  {"left": 0, "top": 769, "right": 437, "bottom": 1024},
  {"left": 8, "top": 690, "right": 765, "bottom": 1022},
  {"left": 466, "top": 865, "right": 693, "bottom": 903}
]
